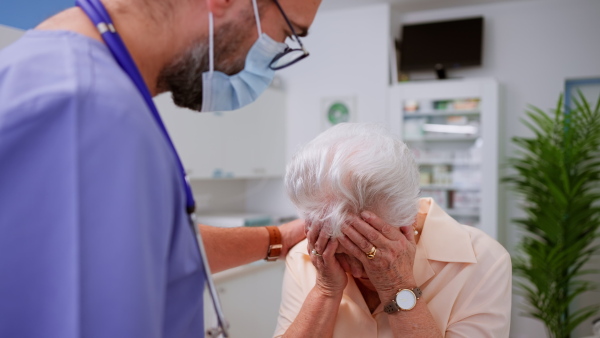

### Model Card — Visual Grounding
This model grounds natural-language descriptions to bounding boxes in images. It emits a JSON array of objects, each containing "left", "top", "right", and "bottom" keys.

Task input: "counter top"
[{"left": 212, "top": 260, "right": 285, "bottom": 283}]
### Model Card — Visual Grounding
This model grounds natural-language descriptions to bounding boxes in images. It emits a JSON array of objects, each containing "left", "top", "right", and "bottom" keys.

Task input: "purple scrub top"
[{"left": 0, "top": 30, "right": 205, "bottom": 337}]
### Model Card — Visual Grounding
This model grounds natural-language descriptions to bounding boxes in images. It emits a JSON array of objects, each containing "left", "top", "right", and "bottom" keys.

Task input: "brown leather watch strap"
[{"left": 265, "top": 226, "right": 282, "bottom": 262}]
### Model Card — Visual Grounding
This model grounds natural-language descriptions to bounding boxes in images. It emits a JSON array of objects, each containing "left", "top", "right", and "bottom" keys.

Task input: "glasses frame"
[{"left": 269, "top": 0, "right": 310, "bottom": 70}]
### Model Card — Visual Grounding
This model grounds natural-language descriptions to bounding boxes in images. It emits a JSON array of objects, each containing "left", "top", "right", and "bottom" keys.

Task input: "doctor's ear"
[{"left": 205, "top": 0, "right": 235, "bottom": 17}]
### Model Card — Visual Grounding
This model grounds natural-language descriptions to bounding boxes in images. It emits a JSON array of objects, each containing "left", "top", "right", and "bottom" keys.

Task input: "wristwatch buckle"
[{"left": 266, "top": 244, "right": 283, "bottom": 262}]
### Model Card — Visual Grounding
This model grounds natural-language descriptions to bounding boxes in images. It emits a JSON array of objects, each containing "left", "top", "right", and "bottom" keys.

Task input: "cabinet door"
[
  {"left": 204, "top": 262, "right": 286, "bottom": 338},
  {"left": 154, "top": 89, "right": 286, "bottom": 179},
  {"left": 221, "top": 88, "right": 286, "bottom": 178},
  {"left": 388, "top": 79, "right": 499, "bottom": 239},
  {"left": 255, "top": 89, "right": 286, "bottom": 177},
  {"left": 154, "top": 93, "right": 225, "bottom": 179}
]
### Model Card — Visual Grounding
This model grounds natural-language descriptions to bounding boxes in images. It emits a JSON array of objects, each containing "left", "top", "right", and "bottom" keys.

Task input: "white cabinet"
[
  {"left": 154, "top": 88, "right": 286, "bottom": 179},
  {"left": 204, "top": 261, "right": 286, "bottom": 338},
  {"left": 388, "top": 78, "right": 499, "bottom": 239}
]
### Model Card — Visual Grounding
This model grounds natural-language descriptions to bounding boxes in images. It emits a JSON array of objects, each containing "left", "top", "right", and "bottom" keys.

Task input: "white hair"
[{"left": 285, "top": 123, "right": 420, "bottom": 238}]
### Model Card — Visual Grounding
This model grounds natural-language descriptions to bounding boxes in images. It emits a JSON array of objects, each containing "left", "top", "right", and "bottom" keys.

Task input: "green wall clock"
[
  {"left": 327, "top": 102, "right": 351, "bottom": 125},
  {"left": 321, "top": 96, "right": 356, "bottom": 130}
]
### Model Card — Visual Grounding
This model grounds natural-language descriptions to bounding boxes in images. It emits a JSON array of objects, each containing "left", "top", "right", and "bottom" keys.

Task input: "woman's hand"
[
  {"left": 338, "top": 211, "right": 417, "bottom": 297},
  {"left": 307, "top": 223, "right": 348, "bottom": 297},
  {"left": 282, "top": 223, "right": 347, "bottom": 338}
]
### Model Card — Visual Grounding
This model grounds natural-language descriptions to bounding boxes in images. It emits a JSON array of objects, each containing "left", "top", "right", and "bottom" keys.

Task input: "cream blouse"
[{"left": 274, "top": 198, "right": 511, "bottom": 337}]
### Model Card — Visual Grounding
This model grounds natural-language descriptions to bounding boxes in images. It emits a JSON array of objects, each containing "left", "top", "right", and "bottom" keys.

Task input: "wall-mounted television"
[{"left": 399, "top": 17, "right": 484, "bottom": 75}]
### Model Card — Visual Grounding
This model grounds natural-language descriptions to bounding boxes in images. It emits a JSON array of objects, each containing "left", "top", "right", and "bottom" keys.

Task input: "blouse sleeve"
[{"left": 445, "top": 251, "right": 512, "bottom": 338}]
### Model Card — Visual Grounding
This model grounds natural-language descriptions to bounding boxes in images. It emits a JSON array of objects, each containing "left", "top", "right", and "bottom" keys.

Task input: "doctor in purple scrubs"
[{"left": 0, "top": 0, "right": 321, "bottom": 337}]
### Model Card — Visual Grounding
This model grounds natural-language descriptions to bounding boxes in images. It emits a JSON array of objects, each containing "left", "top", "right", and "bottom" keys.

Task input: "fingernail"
[{"left": 361, "top": 211, "right": 371, "bottom": 220}]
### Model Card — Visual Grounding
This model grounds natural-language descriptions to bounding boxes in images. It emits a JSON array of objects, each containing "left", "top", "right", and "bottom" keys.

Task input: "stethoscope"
[{"left": 75, "top": 0, "right": 229, "bottom": 336}]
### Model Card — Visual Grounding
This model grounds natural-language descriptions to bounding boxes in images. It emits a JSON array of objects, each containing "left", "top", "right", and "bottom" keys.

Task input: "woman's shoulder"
[
  {"left": 283, "top": 238, "right": 318, "bottom": 287},
  {"left": 461, "top": 225, "right": 510, "bottom": 264},
  {"left": 289, "top": 238, "right": 309, "bottom": 257}
]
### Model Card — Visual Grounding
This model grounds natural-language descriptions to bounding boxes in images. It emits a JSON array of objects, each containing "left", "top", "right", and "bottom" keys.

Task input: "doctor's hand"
[
  {"left": 279, "top": 218, "right": 307, "bottom": 258},
  {"left": 338, "top": 211, "right": 417, "bottom": 297},
  {"left": 308, "top": 223, "right": 348, "bottom": 297}
]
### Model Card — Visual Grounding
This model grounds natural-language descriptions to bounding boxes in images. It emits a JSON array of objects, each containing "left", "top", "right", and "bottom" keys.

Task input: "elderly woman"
[{"left": 274, "top": 123, "right": 511, "bottom": 337}]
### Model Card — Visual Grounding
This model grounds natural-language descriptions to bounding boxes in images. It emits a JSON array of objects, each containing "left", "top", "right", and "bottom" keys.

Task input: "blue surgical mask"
[{"left": 201, "top": 0, "right": 286, "bottom": 112}]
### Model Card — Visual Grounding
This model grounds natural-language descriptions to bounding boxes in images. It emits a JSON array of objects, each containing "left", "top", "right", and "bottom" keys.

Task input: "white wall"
[
  {"left": 280, "top": 4, "right": 392, "bottom": 153},
  {"left": 250, "top": 0, "right": 600, "bottom": 336},
  {"left": 246, "top": 3, "right": 393, "bottom": 218},
  {"left": 394, "top": 1, "right": 600, "bottom": 337}
]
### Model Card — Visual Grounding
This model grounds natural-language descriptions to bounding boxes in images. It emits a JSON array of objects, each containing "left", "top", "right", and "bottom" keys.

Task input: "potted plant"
[{"left": 505, "top": 94, "right": 600, "bottom": 338}]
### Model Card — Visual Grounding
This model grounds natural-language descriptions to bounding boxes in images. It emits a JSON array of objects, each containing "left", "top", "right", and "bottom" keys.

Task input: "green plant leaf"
[{"left": 504, "top": 93, "right": 600, "bottom": 338}]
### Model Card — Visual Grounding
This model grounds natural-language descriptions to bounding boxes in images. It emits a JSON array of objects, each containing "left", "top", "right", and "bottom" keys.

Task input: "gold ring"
[
  {"left": 366, "top": 246, "right": 377, "bottom": 260},
  {"left": 311, "top": 248, "right": 322, "bottom": 257}
]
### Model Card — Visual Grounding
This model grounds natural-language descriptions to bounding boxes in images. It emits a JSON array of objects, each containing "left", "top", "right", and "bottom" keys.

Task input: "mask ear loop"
[
  {"left": 201, "top": 12, "right": 215, "bottom": 111},
  {"left": 251, "top": 0, "right": 262, "bottom": 36},
  {"left": 208, "top": 12, "right": 215, "bottom": 74}
]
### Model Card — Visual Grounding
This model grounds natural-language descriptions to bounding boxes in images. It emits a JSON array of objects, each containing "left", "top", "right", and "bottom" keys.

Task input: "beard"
[{"left": 156, "top": 20, "right": 253, "bottom": 111}]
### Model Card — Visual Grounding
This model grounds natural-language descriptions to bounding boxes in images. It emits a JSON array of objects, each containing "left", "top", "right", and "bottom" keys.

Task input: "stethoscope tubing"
[{"left": 75, "top": 0, "right": 229, "bottom": 336}]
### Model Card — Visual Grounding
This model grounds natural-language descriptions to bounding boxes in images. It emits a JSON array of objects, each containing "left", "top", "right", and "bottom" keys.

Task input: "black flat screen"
[{"left": 400, "top": 17, "right": 483, "bottom": 71}]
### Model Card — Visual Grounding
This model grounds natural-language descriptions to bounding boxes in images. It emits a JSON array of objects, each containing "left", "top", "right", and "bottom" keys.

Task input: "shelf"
[
  {"left": 405, "top": 135, "right": 480, "bottom": 142},
  {"left": 389, "top": 79, "right": 499, "bottom": 239},
  {"left": 421, "top": 185, "right": 480, "bottom": 191},
  {"left": 212, "top": 260, "right": 284, "bottom": 283},
  {"left": 404, "top": 110, "right": 481, "bottom": 117},
  {"left": 417, "top": 160, "right": 481, "bottom": 166},
  {"left": 446, "top": 208, "right": 480, "bottom": 217}
]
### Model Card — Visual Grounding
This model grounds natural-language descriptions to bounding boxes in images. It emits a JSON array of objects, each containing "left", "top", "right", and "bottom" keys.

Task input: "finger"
[
  {"left": 335, "top": 253, "right": 352, "bottom": 273},
  {"left": 321, "top": 239, "right": 338, "bottom": 265},
  {"left": 309, "top": 244, "right": 324, "bottom": 268},
  {"left": 314, "top": 228, "right": 330, "bottom": 255},
  {"left": 307, "top": 221, "right": 320, "bottom": 248},
  {"left": 304, "top": 220, "right": 311, "bottom": 236},
  {"left": 360, "top": 211, "right": 402, "bottom": 241},
  {"left": 341, "top": 221, "right": 371, "bottom": 254},
  {"left": 342, "top": 218, "right": 381, "bottom": 253},
  {"left": 338, "top": 233, "right": 370, "bottom": 263},
  {"left": 309, "top": 246, "right": 320, "bottom": 267},
  {"left": 323, "top": 239, "right": 338, "bottom": 256},
  {"left": 399, "top": 225, "right": 415, "bottom": 244},
  {"left": 348, "top": 216, "right": 390, "bottom": 247}
]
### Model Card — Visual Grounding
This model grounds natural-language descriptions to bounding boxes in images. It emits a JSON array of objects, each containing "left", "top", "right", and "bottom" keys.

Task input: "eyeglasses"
[{"left": 269, "top": 0, "right": 310, "bottom": 70}]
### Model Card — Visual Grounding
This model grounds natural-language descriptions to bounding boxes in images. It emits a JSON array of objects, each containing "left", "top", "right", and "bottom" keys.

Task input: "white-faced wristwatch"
[{"left": 383, "top": 287, "right": 422, "bottom": 313}]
